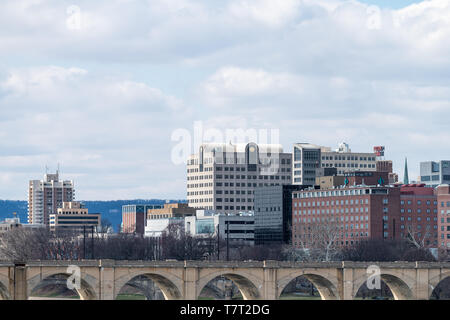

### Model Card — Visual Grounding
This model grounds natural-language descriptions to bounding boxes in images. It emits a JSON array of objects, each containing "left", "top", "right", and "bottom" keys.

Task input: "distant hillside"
[{"left": 0, "top": 199, "right": 187, "bottom": 233}]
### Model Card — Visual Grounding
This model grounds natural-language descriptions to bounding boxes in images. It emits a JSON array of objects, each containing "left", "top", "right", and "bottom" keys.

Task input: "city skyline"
[{"left": 1, "top": 0, "right": 450, "bottom": 200}]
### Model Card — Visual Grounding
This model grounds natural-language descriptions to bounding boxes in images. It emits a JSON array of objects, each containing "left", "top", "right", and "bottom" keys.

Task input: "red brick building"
[
  {"left": 398, "top": 184, "right": 438, "bottom": 247},
  {"left": 292, "top": 184, "right": 438, "bottom": 248},
  {"left": 436, "top": 185, "right": 450, "bottom": 248}
]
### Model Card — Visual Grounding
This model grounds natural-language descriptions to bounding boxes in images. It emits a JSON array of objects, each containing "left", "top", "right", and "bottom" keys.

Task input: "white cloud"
[
  {"left": 228, "top": 0, "right": 300, "bottom": 27},
  {"left": 0, "top": 0, "right": 449, "bottom": 198}
]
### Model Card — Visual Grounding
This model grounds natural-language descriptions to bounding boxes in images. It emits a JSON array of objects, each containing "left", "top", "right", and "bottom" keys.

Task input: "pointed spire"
[{"left": 404, "top": 157, "right": 409, "bottom": 184}]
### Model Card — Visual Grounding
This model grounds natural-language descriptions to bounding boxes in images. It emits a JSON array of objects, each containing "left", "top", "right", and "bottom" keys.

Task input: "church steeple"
[{"left": 404, "top": 157, "right": 409, "bottom": 184}]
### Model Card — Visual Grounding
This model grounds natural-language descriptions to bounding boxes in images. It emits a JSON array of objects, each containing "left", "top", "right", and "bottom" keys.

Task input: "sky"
[{"left": 0, "top": 0, "right": 449, "bottom": 201}]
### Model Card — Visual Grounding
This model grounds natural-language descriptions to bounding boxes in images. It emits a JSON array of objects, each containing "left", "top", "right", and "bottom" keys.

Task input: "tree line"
[{"left": 0, "top": 219, "right": 446, "bottom": 262}]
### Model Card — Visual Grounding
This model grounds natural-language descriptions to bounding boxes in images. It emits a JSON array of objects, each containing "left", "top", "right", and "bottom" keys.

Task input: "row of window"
[
  {"left": 188, "top": 182, "right": 287, "bottom": 190},
  {"left": 215, "top": 181, "right": 289, "bottom": 187},
  {"left": 187, "top": 175, "right": 213, "bottom": 180},
  {"left": 322, "top": 155, "right": 376, "bottom": 161},
  {"left": 216, "top": 198, "right": 253, "bottom": 203},
  {"left": 321, "top": 163, "right": 376, "bottom": 168},
  {"left": 187, "top": 190, "right": 214, "bottom": 196},
  {"left": 295, "top": 213, "right": 369, "bottom": 221},
  {"left": 187, "top": 183, "right": 213, "bottom": 188},
  {"left": 216, "top": 206, "right": 253, "bottom": 210},
  {"left": 400, "top": 216, "right": 437, "bottom": 222},
  {"left": 216, "top": 190, "right": 253, "bottom": 195},
  {"left": 400, "top": 200, "right": 438, "bottom": 205},
  {"left": 295, "top": 199, "right": 370, "bottom": 207},
  {"left": 401, "top": 208, "right": 437, "bottom": 214},
  {"left": 215, "top": 174, "right": 290, "bottom": 180},
  {"left": 293, "top": 189, "right": 373, "bottom": 198}
]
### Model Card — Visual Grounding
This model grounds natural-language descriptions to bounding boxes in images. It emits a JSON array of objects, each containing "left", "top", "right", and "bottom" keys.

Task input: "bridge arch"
[
  {"left": 197, "top": 270, "right": 262, "bottom": 300},
  {"left": 353, "top": 271, "right": 414, "bottom": 300},
  {"left": 28, "top": 272, "right": 98, "bottom": 300},
  {"left": 278, "top": 271, "right": 340, "bottom": 300},
  {"left": 429, "top": 272, "right": 450, "bottom": 299},
  {"left": 114, "top": 271, "right": 183, "bottom": 300},
  {"left": 0, "top": 278, "right": 10, "bottom": 300}
]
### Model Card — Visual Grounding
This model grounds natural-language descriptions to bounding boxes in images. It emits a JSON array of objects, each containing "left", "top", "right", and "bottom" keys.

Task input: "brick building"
[
  {"left": 436, "top": 185, "right": 450, "bottom": 248},
  {"left": 398, "top": 184, "right": 438, "bottom": 247},
  {"left": 122, "top": 204, "right": 163, "bottom": 235},
  {"left": 291, "top": 184, "right": 438, "bottom": 248}
]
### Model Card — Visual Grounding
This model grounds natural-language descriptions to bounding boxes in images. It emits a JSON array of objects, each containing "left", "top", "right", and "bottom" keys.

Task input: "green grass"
[
  {"left": 279, "top": 294, "right": 321, "bottom": 300},
  {"left": 116, "top": 293, "right": 146, "bottom": 300}
]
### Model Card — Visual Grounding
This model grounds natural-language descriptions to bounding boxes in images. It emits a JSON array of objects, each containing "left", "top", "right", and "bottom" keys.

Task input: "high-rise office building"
[
  {"left": 28, "top": 171, "right": 74, "bottom": 225},
  {"left": 187, "top": 142, "right": 292, "bottom": 214},
  {"left": 292, "top": 143, "right": 321, "bottom": 186},
  {"left": 420, "top": 161, "right": 450, "bottom": 188}
]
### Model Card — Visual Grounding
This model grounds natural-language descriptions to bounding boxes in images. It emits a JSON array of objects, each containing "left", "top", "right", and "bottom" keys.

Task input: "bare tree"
[
  {"left": 295, "top": 218, "right": 340, "bottom": 262},
  {"left": 160, "top": 223, "right": 216, "bottom": 261},
  {"left": 341, "top": 239, "right": 435, "bottom": 262},
  {"left": 404, "top": 223, "right": 433, "bottom": 249}
]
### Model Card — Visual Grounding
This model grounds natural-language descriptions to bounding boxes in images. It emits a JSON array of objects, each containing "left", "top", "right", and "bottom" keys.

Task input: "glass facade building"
[{"left": 254, "top": 184, "right": 306, "bottom": 245}]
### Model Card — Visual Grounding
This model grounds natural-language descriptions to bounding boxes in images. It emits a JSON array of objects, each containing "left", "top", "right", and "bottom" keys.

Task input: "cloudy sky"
[{"left": 0, "top": 0, "right": 449, "bottom": 200}]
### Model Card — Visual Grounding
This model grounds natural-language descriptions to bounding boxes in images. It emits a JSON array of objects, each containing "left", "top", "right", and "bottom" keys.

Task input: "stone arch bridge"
[{"left": 0, "top": 260, "right": 449, "bottom": 300}]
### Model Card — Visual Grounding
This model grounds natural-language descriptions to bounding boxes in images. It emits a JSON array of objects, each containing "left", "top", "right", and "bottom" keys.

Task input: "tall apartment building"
[
  {"left": 28, "top": 172, "right": 74, "bottom": 225},
  {"left": 291, "top": 184, "right": 438, "bottom": 248},
  {"left": 420, "top": 161, "right": 450, "bottom": 188},
  {"left": 187, "top": 142, "right": 292, "bottom": 214},
  {"left": 293, "top": 142, "right": 378, "bottom": 186}
]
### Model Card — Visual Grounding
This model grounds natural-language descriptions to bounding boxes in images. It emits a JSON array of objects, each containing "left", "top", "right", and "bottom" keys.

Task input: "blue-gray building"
[
  {"left": 420, "top": 161, "right": 450, "bottom": 188},
  {"left": 254, "top": 185, "right": 307, "bottom": 245}
]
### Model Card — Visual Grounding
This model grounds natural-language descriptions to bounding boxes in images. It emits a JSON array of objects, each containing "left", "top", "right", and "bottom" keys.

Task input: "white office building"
[
  {"left": 187, "top": 142, "right": 292, "bottom": 214},
  {"left": 185, "top": 210, "right": 255, "bottom": 245},
  {"left": 293, "top": 142, "right": 378, "bottom": 185},
  {"left": 420, "top": 161, "right": 450, "bottom": 188}
]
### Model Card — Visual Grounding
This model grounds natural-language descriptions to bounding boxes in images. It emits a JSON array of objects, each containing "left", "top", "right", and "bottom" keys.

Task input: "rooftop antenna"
[
  {"left": 57, "top": 163, "right": 60, "bottom": 176},
  {"left": 45, "top": 165, "right": 49, "bottom": 174}
]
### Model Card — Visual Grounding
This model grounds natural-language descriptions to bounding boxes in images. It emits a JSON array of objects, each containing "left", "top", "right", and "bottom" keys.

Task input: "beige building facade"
[
  {"left": 187, "top": 142, "right": 292, "bottom": 214},
  {"left": 320, "top": 143, "right": 377, "bottom": 175},
  {"left": 49, "top": 201, "right": 100, "bottom": 231},
  {"left": 147, "top": 203, "right": 196, "bottom": 220}
]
